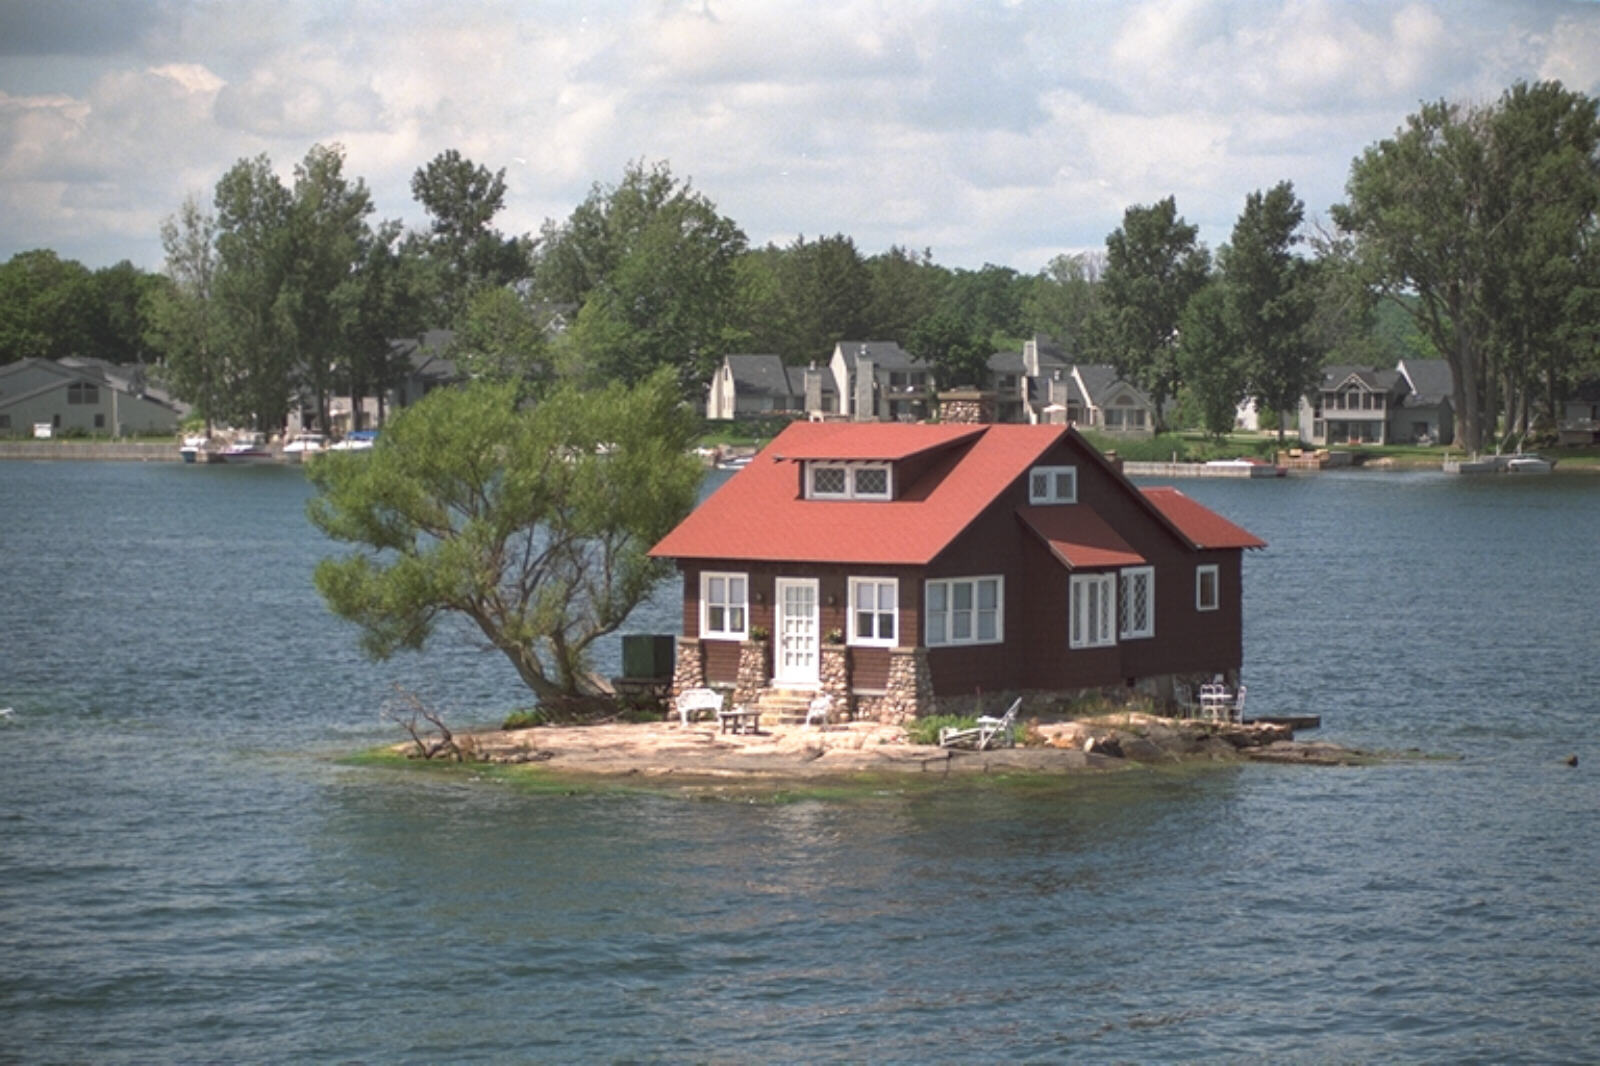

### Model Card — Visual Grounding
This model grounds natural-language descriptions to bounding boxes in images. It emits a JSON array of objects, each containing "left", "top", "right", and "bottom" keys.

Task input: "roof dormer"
[{"left": 805, "top": 460, "right": 892, "bottom": 500}]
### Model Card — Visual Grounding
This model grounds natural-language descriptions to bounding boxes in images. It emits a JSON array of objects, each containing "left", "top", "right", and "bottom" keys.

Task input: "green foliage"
[
  {"left": 409, "top": 149, "right": 532, "bottom": 325},
  {"left": 906, "top": 714, "right": 975, "bottom": 746},
  {"left": 306, "top": 369, "right": 703, "bottom": 701},
  {"left": 502, "top": 708, "right": 544, "bottom": 730},
  {"left": 1176, "top": 282, "right": 1247, "bottom": 438},
  {"left": 1222, "top": 181, "right": 1319, "bottom": 442},
  {"left": 449, "top": 287, "right": 552, "bottom": 394},
  {"left": 1022, "top": 252, "right": 1104, "bottom": 355},
  {"left": 1333, "top": 81, "right": 1600, "bottom": 450},
  {"left": 908, "top": 306, "right": 991, "bottom": 388},
  {"left": 539, "top": 160, "right": 747, "bottom": 393},
  {"left": 0, "top": 250, "right": 97, "bottom": 363},
  {"left": 1100, "top": 197, "right": 1211, "bottom": 430}
]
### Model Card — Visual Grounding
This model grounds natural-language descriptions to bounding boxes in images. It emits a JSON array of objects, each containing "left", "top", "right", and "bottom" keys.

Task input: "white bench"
[{"left": 675, "top": 687, "right": 724, "bottom": 726}]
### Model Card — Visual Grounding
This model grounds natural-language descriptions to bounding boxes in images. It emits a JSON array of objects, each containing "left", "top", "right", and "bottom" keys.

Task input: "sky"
[{"left": 3, "top": 0, "right": 1600, "bottom": 275}]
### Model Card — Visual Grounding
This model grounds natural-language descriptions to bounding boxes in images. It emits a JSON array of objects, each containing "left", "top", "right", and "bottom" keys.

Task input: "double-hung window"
[
  {"left": 700, "top": 572, "right": 748, "bottom": 639},
  {"left": 1119, "top": 566, "right": 1154, "bottom": 639},
  {"left": 1195, "top": 565, "right": 1219, "bottom": 612},
  {"left": 1028, "top": 465, "right": 1076, "bottom": 504},
  {"left": 925, "top": 576, "right": 1002, "bottom": 646},
  {"left": 1070, "top": 572, "right": 1116, "bottom": 649},
  {"left": 849, "top": 577, "right": 897, "bottom": 646}
]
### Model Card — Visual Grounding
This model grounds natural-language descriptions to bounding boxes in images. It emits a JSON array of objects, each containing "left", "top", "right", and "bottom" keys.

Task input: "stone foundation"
[
  {"left": 854, "top": 647, "right": 933, "bottom": 724},
  {"left": 819, "top": 644, "right": 850, "bottom": 719},
  {"left": 671, "top": 637, "right": 704, "bottom": 700},
  {"left": 732, "top": 639, "right": 770, "bottom": 708}
]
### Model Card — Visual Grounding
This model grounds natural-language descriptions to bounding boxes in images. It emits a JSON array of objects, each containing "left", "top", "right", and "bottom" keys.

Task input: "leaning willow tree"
[{"left": 306, "top": 369, "right": 702, "bottom": 707}]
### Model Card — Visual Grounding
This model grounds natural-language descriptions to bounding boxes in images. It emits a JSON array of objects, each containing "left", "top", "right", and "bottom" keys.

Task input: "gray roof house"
[
  {"left": 1559, "top": 378, "right": 1600, "bottom": 445},
  {"left": 389, "top": 330, "right": 463, "bottom": 409},
  {"left": 1297, "top": 359, "right": 1455, "bottom": 446},
  {"left": 0, "top": 357, "right": 182, "bottom": 437},
  {"left": 706, "top": 354, "right": 801, "bottom": 420},
  {"left": 979, "top": 336, "right": 1157, "bottom": 434},
  {"left": 825, "top": 341, "right": 934, "bottom": 422}
]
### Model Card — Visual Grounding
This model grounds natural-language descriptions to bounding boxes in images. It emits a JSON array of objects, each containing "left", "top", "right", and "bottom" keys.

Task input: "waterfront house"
[
  {"left": 706, "top": 354, "right": 802, "bottom": 419},
  {"left": 0, "top": 357, "right": 182, "bottom": 437},
  {"left": 1297, "top": 359, "right": 1455, "bottom": 446},
  {"left": 978, "top": 337, "right": 1160, "bottom": 435},
  {"left": 1559, "top": 379, "right": 1600, "bottom": 445},
  {"left": 822, "top": 341, "right": 935, "bottom": 422},
  {"left": 650, "top": 421, "right": 1264, "bottom": 721}
]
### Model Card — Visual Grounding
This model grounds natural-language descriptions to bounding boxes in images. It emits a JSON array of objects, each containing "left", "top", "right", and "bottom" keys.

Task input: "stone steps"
[{"left": 747, "top": 688, "right": 823, "bottom": 723}]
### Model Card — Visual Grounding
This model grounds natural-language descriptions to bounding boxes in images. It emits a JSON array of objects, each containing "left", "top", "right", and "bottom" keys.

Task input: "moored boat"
[
  {"left": 1505, "top": 454, "right": 1554, "bottom": 474},
  {"left": 218, "top": 432, "right": 273, "bottom": 464},
  {"left": 281, "top": 432, "right": 328, "bottom": 462},
  {"left": 178, "top": 434, "right": 210, "bottom": 463},
  {"left": 327, "top": 429, "right": 378, "bottom": 452}
]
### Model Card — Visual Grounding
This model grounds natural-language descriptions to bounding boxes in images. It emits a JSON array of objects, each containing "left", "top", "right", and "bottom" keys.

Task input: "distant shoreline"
[{"left": 0, "top": 441, "right": 181, "bottom": 462}]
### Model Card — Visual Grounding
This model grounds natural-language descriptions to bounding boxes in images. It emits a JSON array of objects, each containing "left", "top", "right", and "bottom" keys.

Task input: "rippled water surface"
[{"left": 1, "top": 460, "right": 1597, "bottom": 1063}]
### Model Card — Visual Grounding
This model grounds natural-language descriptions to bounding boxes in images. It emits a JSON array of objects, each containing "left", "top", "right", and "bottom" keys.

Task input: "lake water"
[{"left": 1, "top": 460, "right": 1597, "bottom": 1063}]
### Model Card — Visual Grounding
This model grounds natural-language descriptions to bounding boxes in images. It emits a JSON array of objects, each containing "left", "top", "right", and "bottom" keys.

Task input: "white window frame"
[
  {"left": 1070, "top": 572, "right": 1117, "bottom": 649},
  {"left": 924, "top": 576, "right": 1004, "bottom": 647},
  {"left": 1195, "top": 564, "right": 1219, "bottom": 612},
  {"left": 848, "top": 577, "right": 898, "bottom": 647},
  {"left": 699, "top": 571, "right": 749, "bottom": 640},
  {"left": 1119, "top": 565, "right": 1154, "bottom": 640},
  {"left": 806, "top": 461, "right": 892, "bottom": 500},
  {"left": 1028, "top": 465, "right": 1077, "bottom": 504}
]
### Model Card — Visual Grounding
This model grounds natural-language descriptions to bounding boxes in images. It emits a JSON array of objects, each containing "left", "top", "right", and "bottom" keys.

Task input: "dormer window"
[
  {"left": 807, "top": 461, "right": 892, "bottom": 500},
  {"left": 1029, "top": 465, "right": 1076, "bottom": 504}
]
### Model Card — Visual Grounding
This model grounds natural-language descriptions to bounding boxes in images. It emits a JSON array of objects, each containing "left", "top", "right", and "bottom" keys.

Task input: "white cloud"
[{"left": 1, "top": 0, "right": 1599, "bottom": 271}]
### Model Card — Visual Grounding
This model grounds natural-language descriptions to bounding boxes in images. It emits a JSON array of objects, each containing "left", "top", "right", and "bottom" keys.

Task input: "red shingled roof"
[
  {"left": 651, "top": 421, "right": 1067, "bottom": 565},
  {"left": 1139, "top": 486, "right": 1267, "bottom": 550},
  {"left": 1017, "top": 506, "right": 1146, "bottom": 568},
  {"left": 771, "top": 422, "right": 984, "bottom": 461}
]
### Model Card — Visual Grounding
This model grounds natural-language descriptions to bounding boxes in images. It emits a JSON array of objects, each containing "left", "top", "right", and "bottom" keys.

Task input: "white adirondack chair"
[{"left": 938, "top": 697, "right": 1022, "bottom": 750}]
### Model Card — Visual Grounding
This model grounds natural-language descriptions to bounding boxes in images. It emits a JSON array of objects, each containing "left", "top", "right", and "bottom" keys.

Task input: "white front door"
[{"left": 774, "top": 577, "right": 820, "bottom": 686}]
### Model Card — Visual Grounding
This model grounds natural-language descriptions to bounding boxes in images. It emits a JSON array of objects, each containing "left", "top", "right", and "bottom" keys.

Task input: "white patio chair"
[
  {"left": 938, "top": 697, "right": 1022, "bottom": 751},
  {"left": 805, "top": 694, "right": 832, "bottom": 729},
  {"left": 675, "top": 687, "right": 723, "bottom": 727}
]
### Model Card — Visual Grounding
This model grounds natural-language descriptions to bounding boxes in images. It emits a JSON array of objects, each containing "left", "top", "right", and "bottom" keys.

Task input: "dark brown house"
[{"left": 649, "top": 422, "right": 1264, "bottom": 720}]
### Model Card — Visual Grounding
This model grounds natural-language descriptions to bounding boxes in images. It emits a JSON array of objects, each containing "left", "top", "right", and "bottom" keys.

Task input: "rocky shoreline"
[{"left": 392, "top": 712, "right": 1376, "bottom": 783}]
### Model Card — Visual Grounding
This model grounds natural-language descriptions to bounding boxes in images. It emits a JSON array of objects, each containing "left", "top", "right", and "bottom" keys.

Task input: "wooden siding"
[
  {"left": 675, "top": 429, "right": 1248, "bottom": 699},
  {"left": 701, "top": 639, "right": 742, "bottom": 686}
]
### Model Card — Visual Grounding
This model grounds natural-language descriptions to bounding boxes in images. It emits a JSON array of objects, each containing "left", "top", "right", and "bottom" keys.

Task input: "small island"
[{"left": 377, "top": 710, "right": 1375, "bottom": 790}]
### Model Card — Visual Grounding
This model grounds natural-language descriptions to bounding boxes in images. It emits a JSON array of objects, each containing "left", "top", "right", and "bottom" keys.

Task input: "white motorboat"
[
  {"left": 218, "top": 432, "right": 273, "bottom": 464},
  {"left": 328, "top": 429, "right": 378, "bottom": 452},
  {"left": 1505, "top": 454, "right": 1554, "bottom": 474},
  {"left": 281, "top": 432, "right": 328, "bottom": 462},
  {"left": 179, "top": 434, "right": 210, "bottom": 463}
]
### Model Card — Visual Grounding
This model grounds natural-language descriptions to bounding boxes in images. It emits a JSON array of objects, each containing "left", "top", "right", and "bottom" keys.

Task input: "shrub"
[
  {"left": 905, "top": 714, "right": 976, "bottom": 746},
  {"left": 501, "top": 708, "right": 544, "bottom": 730}
]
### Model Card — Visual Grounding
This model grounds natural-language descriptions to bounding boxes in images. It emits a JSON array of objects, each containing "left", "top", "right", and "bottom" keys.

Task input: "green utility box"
[{"left": 620, "top": 634, "right": 675, "bottom": 681}]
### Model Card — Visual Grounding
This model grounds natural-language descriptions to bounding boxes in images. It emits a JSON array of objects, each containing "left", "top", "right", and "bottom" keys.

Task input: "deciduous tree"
[
  {"left": 1223, "top": 182, "right": 1319, "bottom": 443},
  {"left": 1100, "top": 198, "right": 1210, "bottom": 431},
  {"left": 541, "top": 161, "right": 747, "bottom": 392},
  {"left": 306, "top": 369, "right": 702, "bottom": 703}
]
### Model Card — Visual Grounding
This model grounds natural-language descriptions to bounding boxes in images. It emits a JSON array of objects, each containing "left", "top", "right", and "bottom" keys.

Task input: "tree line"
[{"left": 4, "top": 79, "right": 1596, "bottom": 450}]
